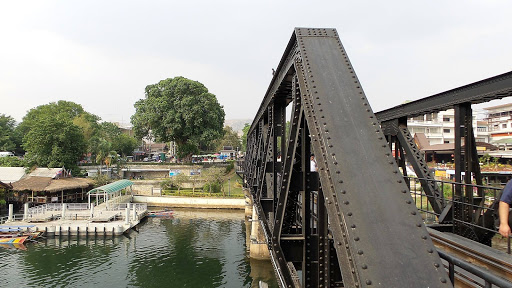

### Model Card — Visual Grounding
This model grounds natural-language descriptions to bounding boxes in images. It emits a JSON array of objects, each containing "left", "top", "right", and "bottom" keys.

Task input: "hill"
[{"left": 224, "top": 119, "right": 252, "bottom": 134}]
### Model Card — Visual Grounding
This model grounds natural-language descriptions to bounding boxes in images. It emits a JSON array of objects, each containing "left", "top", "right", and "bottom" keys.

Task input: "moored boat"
[
  {"left": 147, "top": 209, "right": 174, "bottom": 217},
  {"left": 0, "top": 243, "right": 27, "bottom": 250},
  {"left": 0, "top": 235, "right": 29, "bottom": 244},
  {"left": 0, "top": 231, "right": 42, "bottom": 244}
]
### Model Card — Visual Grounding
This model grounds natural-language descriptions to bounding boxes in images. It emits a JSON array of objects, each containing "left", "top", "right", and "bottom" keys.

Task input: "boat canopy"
[{"left": 88, "top": 179, "right": 133, "bottom": 195}]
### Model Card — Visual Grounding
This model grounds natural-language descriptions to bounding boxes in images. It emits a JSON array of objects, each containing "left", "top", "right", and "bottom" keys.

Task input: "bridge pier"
[
  {"left": 249, "top": 206, "right": 270, "bottom": 260},
  {"left": 244, "top": 188, "right": 252, "bottom": 217},
  {"left": 244, "top": 189, "right": 270, "bottom": 260}
]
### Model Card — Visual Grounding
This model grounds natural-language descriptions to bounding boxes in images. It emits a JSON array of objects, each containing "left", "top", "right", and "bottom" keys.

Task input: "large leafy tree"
[
  {"left": 0, "top": 114, "right": 18, "bottom": 152},
  {"left": 131, "top": 77, "right": 225, "bottom": 158},
  {"left": 20, "top": 101, "right": 90, "bottom": 171},
  {"left": 23, "top": 114, "right": 86, "bottom": 170},
  {"left": 112, "top": 133, "right": 138, "bottom": 157},
  {"left": 18, "top": 101, "right": 88, "bottom": 135},
  {"left": 89, "top": 122, "right": 137, "bottom": 159}
]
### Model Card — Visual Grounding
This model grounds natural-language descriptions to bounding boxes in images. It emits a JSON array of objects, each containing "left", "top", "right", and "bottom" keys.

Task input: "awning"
[
  {"left": 88, "top": 179, "right": 133, "bottom": 195},
  {"left": 491, "top": 138, "right": 512, "bottom": 145}
]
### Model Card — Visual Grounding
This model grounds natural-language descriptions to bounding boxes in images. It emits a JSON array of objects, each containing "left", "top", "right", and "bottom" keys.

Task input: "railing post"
[
  {"left": 8, "top": 204, "right": 13, "bottom": 222},
  {"left": 23, "top": 203, "right": 29, "bottom": 221},
  {"left": 90, "top": 203, "right": 94, "bottom": 218},
  {"left": 125, "top": 208, "right": 129, "bottom": 224},
  {"left": 449, "top": 262, "right": 454, "bottom": 285},
  {"left": 61, "top": 203, "right": 66, "bottom": 220}
]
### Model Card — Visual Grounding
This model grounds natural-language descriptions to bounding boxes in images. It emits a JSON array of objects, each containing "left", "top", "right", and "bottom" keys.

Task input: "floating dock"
[{"left": 2, "top": 202, "right": 148, "bottom": 236}]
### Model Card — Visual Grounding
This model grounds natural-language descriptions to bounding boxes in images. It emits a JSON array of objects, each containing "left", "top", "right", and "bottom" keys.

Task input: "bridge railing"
[
  {"left": 406, "top": 176, "right": 511, "bottom": 253},
  {"left": 438, "top": 250, "right": 512, "bottom": 287}
]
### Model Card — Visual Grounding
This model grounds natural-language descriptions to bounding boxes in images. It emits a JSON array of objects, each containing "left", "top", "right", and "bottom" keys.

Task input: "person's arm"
[{"left": 499, "top": 201, "right": 511, "bottom": 237}]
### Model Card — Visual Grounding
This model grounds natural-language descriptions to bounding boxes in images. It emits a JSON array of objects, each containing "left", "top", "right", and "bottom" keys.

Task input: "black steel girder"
[
  {"left": 375, "top": 71, "right": 512, "bottom": 123},
  {"left": 244, "top": 28, "right": 450, "bottom": 288}
]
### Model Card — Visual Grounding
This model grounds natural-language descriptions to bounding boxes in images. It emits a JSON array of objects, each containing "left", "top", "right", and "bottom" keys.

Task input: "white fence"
[{"left": 17, "top": 202, "right": 147, "bottom": 222}]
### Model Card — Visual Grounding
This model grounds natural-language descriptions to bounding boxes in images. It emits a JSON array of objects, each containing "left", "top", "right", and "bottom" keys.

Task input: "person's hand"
[{"left": 499, "top": 223, "right": 511, "bottom": 238}]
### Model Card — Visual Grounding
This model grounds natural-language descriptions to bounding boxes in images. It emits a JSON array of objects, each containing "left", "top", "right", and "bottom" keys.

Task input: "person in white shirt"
[{"left": 310, "top": 155, "right": 317, "bottom": 172}]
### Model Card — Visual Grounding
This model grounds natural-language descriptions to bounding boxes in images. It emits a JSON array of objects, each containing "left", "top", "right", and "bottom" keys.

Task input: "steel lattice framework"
[
  {"left": 244, "top": 28, "right": 451, "bottom": 288},
  {"left": 376, "top": 71, "right": 512, "bottom": 245}
]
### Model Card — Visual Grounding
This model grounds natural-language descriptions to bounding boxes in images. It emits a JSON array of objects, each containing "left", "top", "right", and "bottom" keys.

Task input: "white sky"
[{"left": 1, "top": 0, "right": 512, "bottom": 124}]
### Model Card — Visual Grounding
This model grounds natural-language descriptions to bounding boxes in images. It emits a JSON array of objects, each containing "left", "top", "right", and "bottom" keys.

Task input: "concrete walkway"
[{"left": 133, "top": 195, "right": 245, "bottom": 209}]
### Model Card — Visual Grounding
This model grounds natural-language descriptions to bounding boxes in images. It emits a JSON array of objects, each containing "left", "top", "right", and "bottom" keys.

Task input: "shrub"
[
  {"left": 203, "top": 182, "right": 221, "bottom": 193},
  {"left": 93, "top": 174, "right": 111, "bottom": 187},
  {"left": 160, "top": 178, "right": 174, "bottom": 190},
  {"left": 225, "top": 160, "right": 235, "bottom": 173}
]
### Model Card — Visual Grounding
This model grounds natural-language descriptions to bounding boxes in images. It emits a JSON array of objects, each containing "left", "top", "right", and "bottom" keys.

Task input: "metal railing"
[
  {"left": 407, "top": 177, "right": 500, "bottom": 224},
  {"left": 110, "top": 203, "right": 147, "bottom": 212},
  {"left": 0, "top": 214, "right": 24, "bottom": 224},
  {"left": 406, "top": 176, "right": 511, "bottom": 253},
  {"left": 438, "top": 250, "right": 512, "bottom": 287},
  {"left": 26, "top": 203, "right": 91, "bottom": 218},
  {"left": 5, "top": 202, "right": 148, "bottom": 223}
]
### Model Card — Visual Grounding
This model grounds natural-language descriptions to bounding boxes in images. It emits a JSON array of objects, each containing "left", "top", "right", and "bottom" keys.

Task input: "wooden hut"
[{"left": 11, "top": 168, "right": 93, "bottom": 204}]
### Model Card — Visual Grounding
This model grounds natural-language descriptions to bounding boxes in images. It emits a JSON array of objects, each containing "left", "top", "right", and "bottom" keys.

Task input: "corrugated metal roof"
[
  {"left": 0, "top": 167, "right": 26, "bottom": 183},
  {"left": 29, "top": 168, "right": 64, "bottom": 178},
  {"left": 88, "top": 179, "right": 133, "bottom": 195}
]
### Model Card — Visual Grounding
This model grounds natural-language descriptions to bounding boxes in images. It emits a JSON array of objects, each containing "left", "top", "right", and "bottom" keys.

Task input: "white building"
[
  {"left": 484, "top": 103, "right": 512, "bottom": 151},
  {"left": 408, "top": 110, "right": 468, "bottom": 145}
]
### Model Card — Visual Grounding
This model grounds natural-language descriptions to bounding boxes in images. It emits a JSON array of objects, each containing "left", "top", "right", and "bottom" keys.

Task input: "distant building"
[
  {"left": 219, "top": 146, "right": 236, "bottom": 160},
  {"left": 114, "top": 122, "right": 134, "bottom": 137},
  {"left": 407, "top": 109, "right": 482, "bottom": 145},
  {"left": 484, "top": 103, "right": 512, "bottom": 151}
]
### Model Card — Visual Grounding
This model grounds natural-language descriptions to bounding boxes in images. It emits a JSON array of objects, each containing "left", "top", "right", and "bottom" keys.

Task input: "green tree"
[
  {"left": 111, "top": 133, "right": 138, "bottom": 157},
  {"left": 19, "top": 101, "right": 101, "bottom": 171},
  {"left": 131, "top": 77, "right": 225, "bottom": 159},
  {"left": 23, "top": 114, "right": 86, "bottom": 171},
  {"left": 202, "top": 167, "right": 225, "bottom": 194},
  {"left": 0, "top": 114, "right": 18, "bottom": 152},
  {"left": 73, "top": 113, "right": 100, "bottom": 143},
  {"left": 172, "top": 173, "right": 188, "bottom": 192},
  {"left": 19, "top": 101, "right": 94, "bottom": 172},
  {"left": 88, "top": 122, "right": 137, "bottom": 162},
  {"left": 18, "top": 100, "right": 88, "bottom": 135},
  {"left": 98, "top": 122, "right": 121, "bottom": 140},
  {"left": 215, "top": 126, "right": 241, "bottom": 152},
  {"left": 241, "top": 123, "right": 250, "bottom": 152},
  {"left": 0, "top": 156, "right": 24, "bottom": 167}
]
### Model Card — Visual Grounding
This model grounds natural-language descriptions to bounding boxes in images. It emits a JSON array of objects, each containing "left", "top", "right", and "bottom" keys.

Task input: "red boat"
[{"left": 147, "top": 209, "right": 174, "bottom": 217}]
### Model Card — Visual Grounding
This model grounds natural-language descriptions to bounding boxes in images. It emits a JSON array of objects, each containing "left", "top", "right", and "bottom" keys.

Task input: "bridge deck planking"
[{"left": 290, "top": 28, "right": 451, "bottom": 287}]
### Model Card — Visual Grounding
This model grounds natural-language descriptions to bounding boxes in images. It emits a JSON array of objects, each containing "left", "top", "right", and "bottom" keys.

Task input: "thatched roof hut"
[
  {"left": 0, "top": 181, "right": 11, "bottom": 190},
  {"left": 11, "top": 177, "right": 92, "bottom": 192},
  {"left": 11, "top": 175, "right": 93, "bottom": 204}
]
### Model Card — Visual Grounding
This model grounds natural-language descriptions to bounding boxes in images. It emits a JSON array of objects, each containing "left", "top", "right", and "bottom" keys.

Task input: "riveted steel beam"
[
  {"left": 246, "top": 28, "right": 451, "bottom": 288},
  {"left": 375, "top": 71, "right": 512, "bottom": 122}
]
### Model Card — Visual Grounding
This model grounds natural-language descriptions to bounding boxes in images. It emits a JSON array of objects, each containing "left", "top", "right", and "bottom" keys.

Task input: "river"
[{"left": 0, "top": 208, "right": 278, "bottom": 288}]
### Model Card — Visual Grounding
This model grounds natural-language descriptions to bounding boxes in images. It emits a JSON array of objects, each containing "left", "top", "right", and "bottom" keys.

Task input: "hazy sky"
[{"left": 2, "top": 1, "right": 512, "bottom": 124}]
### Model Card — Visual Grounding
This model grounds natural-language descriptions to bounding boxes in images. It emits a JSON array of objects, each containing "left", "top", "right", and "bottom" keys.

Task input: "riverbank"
[{"left": 133, "top": 195, "right": 245, "bottom": 209}]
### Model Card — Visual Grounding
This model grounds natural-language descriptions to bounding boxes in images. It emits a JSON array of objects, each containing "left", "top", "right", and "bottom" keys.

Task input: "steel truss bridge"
[{"left": 243, "top": 28, "right": 512, "bottom": 287}]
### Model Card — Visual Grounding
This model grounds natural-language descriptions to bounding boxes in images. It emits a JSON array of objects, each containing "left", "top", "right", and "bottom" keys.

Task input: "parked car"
[{"left": 0, "top": 152, "right": 14, "bottom": 157}]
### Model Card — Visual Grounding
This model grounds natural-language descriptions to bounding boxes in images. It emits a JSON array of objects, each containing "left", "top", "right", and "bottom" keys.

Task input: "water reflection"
[{"left": 0, "top": 208, "right": 277, "bottom": 288}]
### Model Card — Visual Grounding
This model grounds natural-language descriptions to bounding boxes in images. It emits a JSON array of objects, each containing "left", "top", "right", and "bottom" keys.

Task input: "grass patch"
[
  {"left": 161, "top": 173, "right": 244, "bottom": 198},
  {"left": 222, "top": 172, "right": 244, "bottom": 196}
]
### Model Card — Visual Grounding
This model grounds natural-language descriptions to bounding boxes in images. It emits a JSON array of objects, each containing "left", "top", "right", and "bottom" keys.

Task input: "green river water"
[{"left": 0, "top": 208, "right": 278, "bottom": 288}]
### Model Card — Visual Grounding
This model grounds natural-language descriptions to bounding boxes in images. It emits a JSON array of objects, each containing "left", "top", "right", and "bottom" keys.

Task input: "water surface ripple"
[{"left": 0, "top": 209, "right": 277, "bottom": 288}]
